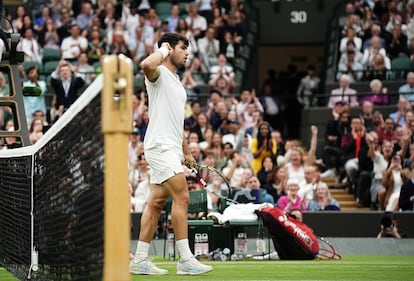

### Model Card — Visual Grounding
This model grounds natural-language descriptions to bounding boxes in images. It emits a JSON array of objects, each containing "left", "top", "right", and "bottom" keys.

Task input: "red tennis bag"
[{"left": 256, "top": 207, "right": 319, "bottom": 260}]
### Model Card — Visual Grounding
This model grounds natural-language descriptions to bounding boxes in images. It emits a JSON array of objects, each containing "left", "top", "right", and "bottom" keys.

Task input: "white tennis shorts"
[{"left": 144, "top": 145, "right": 184, "bottom": 184}]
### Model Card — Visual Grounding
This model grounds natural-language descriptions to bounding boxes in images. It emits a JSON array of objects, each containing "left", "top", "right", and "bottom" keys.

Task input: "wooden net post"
[{"left": 102, "top": 54, "right": 133, "bottom": 281}]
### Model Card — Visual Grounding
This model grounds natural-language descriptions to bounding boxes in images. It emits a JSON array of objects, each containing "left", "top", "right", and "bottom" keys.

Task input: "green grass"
[{"left": 2, "top": 256, "right": 414, "bottom": 280}]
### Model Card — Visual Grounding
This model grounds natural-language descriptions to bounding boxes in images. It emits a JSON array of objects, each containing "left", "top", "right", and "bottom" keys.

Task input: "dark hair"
[{"left": 157, "top": 32, "right": 189, "bottom": 48}]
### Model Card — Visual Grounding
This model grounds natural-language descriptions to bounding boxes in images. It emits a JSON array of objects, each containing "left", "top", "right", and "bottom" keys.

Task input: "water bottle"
[
  {"left": 194, "top": 233, "right": 202, "bottom": 256},
  {"left": 256, "top": 237, "right": 266, "bottom": 253},
  {"left": 235, "top": 232, "right": 247, "bottom": 260},
  {"left": 168, "top": 232, "right": 175, "bottom": 260},
  {"left": 201, "top": 233, "right": 209, "bottom": 256}
]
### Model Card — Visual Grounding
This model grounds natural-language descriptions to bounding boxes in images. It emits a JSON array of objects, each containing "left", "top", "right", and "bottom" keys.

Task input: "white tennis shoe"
[
  {"left": 129, "top": 258, "right": 168, "bottom": 275},
  {"left": 176, "top": 256, "right": 213, "bottom": 275}
]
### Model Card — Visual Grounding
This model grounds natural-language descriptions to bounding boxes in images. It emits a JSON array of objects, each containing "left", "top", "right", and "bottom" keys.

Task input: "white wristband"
[{"left": 157, "top": 46, "right": 169, "bottom": 60}]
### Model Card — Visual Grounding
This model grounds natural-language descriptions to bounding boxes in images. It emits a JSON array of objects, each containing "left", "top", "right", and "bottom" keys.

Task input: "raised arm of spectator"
[{"left": 305, "top": 125, "right": 318, "bottom": 165}]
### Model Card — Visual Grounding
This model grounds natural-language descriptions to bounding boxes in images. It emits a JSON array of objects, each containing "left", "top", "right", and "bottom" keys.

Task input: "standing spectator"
[
  {"left": 122, "top": 2, "right": 140, "bottom": 44},
  {"left": 57, "top": 7, "right": 75, "bottom": 41},
  {"left": 60, "top": 24, "right": 88, "bottom": 62},
  {"left": 22, "top": 66, "right": 47, "bottom": 124},
  {"left": 399, "top": 162, "right": 414, "bottom": 211},
  {"left": 250, "top": 121, "right": 277, "bottom": 174},
  {"left": 12, "top": 5, "right": 26, "bottom": 33},
  {"left": 297, "top": 64, "right": 321, "bottom": 108},
  {"left": 379, "top": 154, "right": 410, "bottom": 211},
  {"left": 327, "top": 74, "right": 359, "bottom": 108},
  {"left": 307, "top": 183, "right": 341, "bottom": 211},
  {"left": 50, "top": 60, "right": 85, "bottom": 118}
]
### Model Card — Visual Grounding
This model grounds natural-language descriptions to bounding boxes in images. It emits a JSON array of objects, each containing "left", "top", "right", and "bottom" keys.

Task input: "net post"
[{"left": 102, "top": 54, "right": 133, "bottom": 281}]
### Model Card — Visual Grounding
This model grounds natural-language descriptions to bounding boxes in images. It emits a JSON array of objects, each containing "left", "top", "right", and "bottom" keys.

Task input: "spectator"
[
  {"left": 50, "top": 60, "right": 85, "bottom": 118},
  {"left": 0, "top": 72, "right": 10, "bottom": 96},
  {"left": 376, "top": 212, "right": 405, "bottom": 238},
  {"left": 222, "top": 150, "right": 250, "bottom": 188},
  {"left": 245, "top": 175, "right": 274, "bottom": 205},
  {"left": 34, "top": 5, "right": 56, "bottom": 32},
  {"left": 361, "top": 35, "right": 390, "bottom": 70},
  {"left": 131, "top": 155, "right": 151, "bottom": 213},
  {"left": 379, "top": 154, "right": 410, "bottom": 211},
  {"left": 29, "top": 118, "right": 44, "bottom": 144},
  {"left": 17, "top": 27, "right": 42, "bottom": 63},
  {"left": 277, "top": 178, "right": 307, "bottom": 212},
  {"left": 222, "top": 118, "right": 246, "bottom": 150},
  {"left": 398, "top": 72, "right": 414, "bottom": 105},
  {"left": 360, "top": 79, "right": 390, "bottom": 106},
  {"left": 108, "top": 29, "right": 131, "bottom": 56},
  {"left": 338, "top": 39, "right": 364, "bottom": 66},
  {"left": 257, "top": 156, "right": 274, "bottom": 186},
  {"left": 263, "top": 165, "right": 287, "bottom": 204},
  {"left": 327, "top": 74, "right": 359, "bottom": 108},
  {"left": 367, "top": 131, "right": 394, "bottom": 210},
  {"left": 339, "top": 26, "right": 362, "bottom": 54},
  {"left": 12, "top": 5, "right": 26, "bottom": 33},
  {"left": 167, "top": 4, "right": 180, "bottom": 33},
  {"left": 22, "top": 66, "right": 47, "bottom": 124},
  {"left": 298, "top": 164, "right": 319, "bottom": 202},
  {"left": 185, "top": 2, "right": 208, "bottom": 40},
  {"left": 297, "top": 64, "right": 321, "bottom": 108},
  {"left": 307, "top": 182, "right": 341, "bottom": 211},
  {"left": 399, "top": 162, "right": 414, "bottom": 211},
  {"left": 175, "top": 18, "right": 198, "bottom": 60},
  {"left": 362, "top": 24, "right": 386, "bottom": 51},
  {"left": 38, "top": 18, "right": 61, "bottom": 50},
  {"left": 260, "top": 84, "right": 283, "bottom": 133},
  {"left": 386, "top": 23, "right": 409, "bottom": 59},
  {"left": 73, "top": 52, "right": 95, "bottom": 84},
  {"left": 336, "top": 48, "right": 364, "bottom": 83},
  {"left": 122, "top": 2, "right": 140, "bottom": 43},
  {"left": 389, "top": 98, "right": 410, "bottom": 126},
  {"left": 57, "top": 7, "right": 75, "bottom": 41},
  {"left": 250, "top": 121, "right": 277, "bottom": 174},
  {"left": 145, "top": 8, "right": 161, "bottom": 31},
  {"left": 220, "top": 30, "right": 239, "bottom": 66},
  {"left": 360, "top": 100, "right": 375, "bottom": 132},
  {"left": 377, "top": 117, "right": 397, "bottom": 145},
  {"left": 128, "top": 127, "right": 142, "bottom": 166},
  {"left": 208, "top": 131, "right": 226, "bottom": 168},
  {"left": 363, "top": 52, "right": 389, "bottom": 81},
  {"left": 197, "top": 26, "right": 220, "bottom": 68},
  {"left": 285, "top": 146, "right": 306, "bottom": 183},
  {"left": 60, "top": 24, "right": 88, "bottom": 62},
  {"left": 76, "top": 1, "right": 94, "bottom": 33}
]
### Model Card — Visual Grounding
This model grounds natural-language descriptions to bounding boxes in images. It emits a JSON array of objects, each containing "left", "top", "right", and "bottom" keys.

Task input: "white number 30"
[{"left": 290, "top": 10, "right": 307, "bottom": 24}]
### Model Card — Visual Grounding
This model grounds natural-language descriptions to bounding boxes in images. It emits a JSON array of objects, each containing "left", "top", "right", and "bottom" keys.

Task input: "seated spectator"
[
  {"left": 360, "top": 79, "right": 389, "bottom": 106},
  {"left": 337, "top": 48, "right": 364, "bottom": 83},
  {"left": 167, "top": 4, "right": 180, "bottom": 33},
  {"left": 257, "top": 156, "right": 274, "bottom": 186},
  {"left": 73, "top": 52, "right": 95, "bottom": 84},
  {"left": 17, "top": 27, "right": 42, "bottom": 63},
  {"left": 386, "top": 23, "right": 409, "bottom": 59},
  {"left": 209, "top": 53, "right": 235, "bottom": 80},
  {"left": 222, "top": 150, "right": 251, "bottom": 188},
  {"left": 307, "top": 182, "right": 341, "bottom": 211},
  {"left": 389, "top": 98, "right": 410, "bottom": 126},
  {"left": 29, "top": 118, "right": 44, "bottom": 144},
  {"left": 263, "top": 165, "right": 287, "bottom": 204},
  {"left": 185, "top": 2, "right": 208, "bottom": 40},
  {"left": 38, "top": 18, "right": 61, "bottom": 50},
  {"left": 60, "top": 24, "right": 88, "bottom": 62},
  {"left": 338, "top": 39, "right": 364, "bottom": 66},
  {"left": 339, "top": 26, "right": 362, "bottom": 54},
  {"left": 220, "top": 30, "right": 240, "bottom": 66},
  {"left": 377, "top": 117, "right": 397, "bottom": 145},
  {"left": 277, "top": 178, "right": 307, "bottom": 212},
  {"left": 245, "top": 175, "right": 274, "bottom": 205},
  {"left": 361, "top": 35, "right": 390, "bottom": 70},
  {"left": 298, "top": 164, "right": 319, "bottom": 202},
  {"left": 197, "top": 26, "right": 220, "bottom": 68},
  {"left": 398, "top": 72, "right": 414, "bottom": 106},
  {"left": 327, "top": 74, "right": 359, "bottom": 108},
  {"left": 362, "top": 24, "right": 386, "bottom": 51},
  {"left": 362, "top": 53, "right": 389, "bottom": 81},
  {"left": 145, "top": 8, "right": 161, "bottom": 31},
  {"left": 208, "top": 71, "right": 235, "bottom": 96}
]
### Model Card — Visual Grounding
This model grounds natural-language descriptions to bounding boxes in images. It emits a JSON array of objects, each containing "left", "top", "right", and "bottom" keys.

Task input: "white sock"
[
  {"left": 133, "top": 241, "right": 150, "bottom": 262},
  {"left": 176, "top": 239, "right": 193, "bottom": 260}
]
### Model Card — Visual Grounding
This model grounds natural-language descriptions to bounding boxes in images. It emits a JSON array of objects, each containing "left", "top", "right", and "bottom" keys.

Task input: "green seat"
[
  {"left": 163, "top": 189, "right": 213, "bottom": 260},
  {"left": 42, "top": 60, "right": 59, "bottom": 76},
  {"left": 42, "top": 48, "right": 61, "bottom": 64},
  {"left": 22, "top": 61, "right": 42, "bottom": 73},
  {"left": 390, "top": 56, "right": 414, "bottom": 80},
  {"left": 154, "top": 1, "right": 172, "bottom": 21}
]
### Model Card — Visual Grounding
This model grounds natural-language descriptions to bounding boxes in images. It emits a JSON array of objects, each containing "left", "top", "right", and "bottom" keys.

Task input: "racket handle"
[{"left": 191, "top": 167, "right": 208, "bottom": 188}]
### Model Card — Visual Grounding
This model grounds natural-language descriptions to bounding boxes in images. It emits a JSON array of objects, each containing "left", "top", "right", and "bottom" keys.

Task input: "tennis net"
[{"left": 0, "top": 75, "right": 104, "bottom": 281}]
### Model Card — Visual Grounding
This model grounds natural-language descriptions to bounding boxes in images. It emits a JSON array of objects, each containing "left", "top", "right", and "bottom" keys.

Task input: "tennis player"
[{"left": 130, "top": 33, "right": 213, "bottom": 275}]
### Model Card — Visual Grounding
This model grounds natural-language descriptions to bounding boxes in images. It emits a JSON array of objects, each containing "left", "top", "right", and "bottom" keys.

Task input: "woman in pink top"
[{"left": 276, "top": 178, "right": 307, "bottom": 212}]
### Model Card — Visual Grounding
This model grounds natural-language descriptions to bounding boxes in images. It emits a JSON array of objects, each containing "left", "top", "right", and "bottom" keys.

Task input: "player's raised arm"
[{"left": 140, "top": 42, "right": 171, "bottom": 82}]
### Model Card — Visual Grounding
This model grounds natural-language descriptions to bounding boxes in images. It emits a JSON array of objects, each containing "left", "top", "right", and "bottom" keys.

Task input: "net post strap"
[{"left": 102, "top": 54, "right": 133, "bottom": 281}]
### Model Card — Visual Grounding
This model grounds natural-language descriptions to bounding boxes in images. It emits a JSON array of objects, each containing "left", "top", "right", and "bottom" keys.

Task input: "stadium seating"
[
  {"left": 42, "top": 48, "right": 61, "bottom": 64},
  {"left": 154, "top": 1, "right": 172, "bottom": 21},
  {"left": 390, "top": 56, "right": 414, "bottom": 80}
]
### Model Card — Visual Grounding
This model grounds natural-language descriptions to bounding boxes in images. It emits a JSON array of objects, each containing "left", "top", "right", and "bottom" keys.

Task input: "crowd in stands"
[{"left": 0, "top": 0, "right": 414, "bottom": 221}]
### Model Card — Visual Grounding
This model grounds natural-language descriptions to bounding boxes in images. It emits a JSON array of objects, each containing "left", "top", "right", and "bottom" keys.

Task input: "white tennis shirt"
[{"left": 144, "top": 65, "right": 187, "bottom": 150}]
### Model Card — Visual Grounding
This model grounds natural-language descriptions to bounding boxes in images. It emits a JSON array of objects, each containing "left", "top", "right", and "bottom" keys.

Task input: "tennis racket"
[
  {"left": 185, "top": 162, "right": 237, "bottom": 205},
  {"left": 317, "top": 237, "right": 341, "bottom": 260}
]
